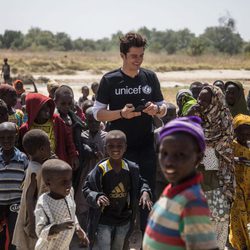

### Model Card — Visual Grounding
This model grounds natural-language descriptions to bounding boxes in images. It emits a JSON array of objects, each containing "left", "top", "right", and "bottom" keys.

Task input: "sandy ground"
[{"left": 32, "top": 69, "right": 250, "bottom": 100}]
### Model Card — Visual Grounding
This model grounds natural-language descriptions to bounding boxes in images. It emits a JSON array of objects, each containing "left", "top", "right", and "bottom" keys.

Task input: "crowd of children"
[{"left": 1, "top": 70, "right": 250, "bottom": 250}]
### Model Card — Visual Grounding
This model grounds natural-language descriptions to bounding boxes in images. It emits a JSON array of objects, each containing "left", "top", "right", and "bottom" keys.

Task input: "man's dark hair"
[
  {"left": 120, "top": 33, "right": 147, "bottom": 55},
  {"left": 22, "top": 129, "right": 49, "bottom": 156}
]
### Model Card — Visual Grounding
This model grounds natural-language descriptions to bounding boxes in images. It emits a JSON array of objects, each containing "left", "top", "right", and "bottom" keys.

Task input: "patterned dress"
[
  {"left": 35, "top": 190, "right": 78, "bottom": 250},
  {"left": 197, "top": 85, "right": 235, "bottom": 250}
]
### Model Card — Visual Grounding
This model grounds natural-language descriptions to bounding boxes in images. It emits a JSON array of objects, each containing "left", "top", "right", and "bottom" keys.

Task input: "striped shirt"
[
  {"left": 0, "top": 147, "right": 28, "bottom": 205},
  {"left": 143, "top": 174, "right": 218, "bottom": 250}
]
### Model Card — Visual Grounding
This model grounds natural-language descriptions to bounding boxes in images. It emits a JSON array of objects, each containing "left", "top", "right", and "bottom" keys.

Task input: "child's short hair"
[
  {"left": 105, "top": 130, "right": 127, "bottom": 144},
  {"left": 190, "top": 81, "right": 203, "bottom": 89},
  {"left": 54, "top": 85, "right": 74, "bottom": 101},
  {"left": 91, "top": 82, "right": 99, "bottom": 90},
  {"left": 22, "top": 129, "right": 49, "bottom": 156},
  {"left": 0, "top": 84, "right": 16, "bottom": 99},
  {"left": 82, "top": 100, "right": 94, "bottom": 112},
  {"left": 120, "top": 32, "right": 147, "bottom": 55},
  {"left": 81, "top": 85, "right": 89, "bottom": 92},
  {"left": 0, "top": 121, "right": 18, "bottom": 134},
  {"left": 42, "top": 159, "right": 72, "bottom": 182},
  {"left": 47, "top": 80, "right": 60, "bottom": 92}
]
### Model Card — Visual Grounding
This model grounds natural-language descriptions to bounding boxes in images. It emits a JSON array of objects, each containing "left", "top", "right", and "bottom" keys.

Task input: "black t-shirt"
[
  {"left": 99, "top": 160, "right": 131, "bottom": 226},
  {"left": 96, "top": 68, "right": 164, "bottom": 149},
  {"left": 2, "top": 63, "right": 10, "bottom": 76}
]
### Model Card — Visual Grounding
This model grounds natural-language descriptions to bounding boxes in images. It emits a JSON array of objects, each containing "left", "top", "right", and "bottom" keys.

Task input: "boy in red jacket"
[{"left": 19, "top": 93, "right": 78, "bottom": 169}]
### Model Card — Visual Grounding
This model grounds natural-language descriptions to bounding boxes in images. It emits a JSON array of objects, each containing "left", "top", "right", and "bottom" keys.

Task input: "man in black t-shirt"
[{"left": 93, "top": 33, "right": 166, "bottom": 230}]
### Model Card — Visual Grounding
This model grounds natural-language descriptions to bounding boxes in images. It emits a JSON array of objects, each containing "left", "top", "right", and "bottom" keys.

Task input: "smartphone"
[{"left": 134, "top": 99, "right": 148, "bottom": 112}]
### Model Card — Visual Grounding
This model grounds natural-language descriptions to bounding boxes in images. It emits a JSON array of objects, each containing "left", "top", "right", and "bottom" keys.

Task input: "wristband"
[{"left": 120, "top": 110, "right": 125, "bottom": 119}]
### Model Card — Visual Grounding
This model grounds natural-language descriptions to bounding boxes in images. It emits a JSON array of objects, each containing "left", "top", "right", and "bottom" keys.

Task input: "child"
[
  {"left": 1, "top": 58, "right": 10, "bottom": 83},
  {"left": 75, "top": 107, "right": 107, "bottom": 231},
  {"left": 19, "top": 93, "right": 78, "bottom": 169},
  {"left": 143, "top": 116, "right": 218, "bottom": 250},
  {"left": 82, "top": 99, "right": 94, "bottom": 114},
  {"left": 35, "top": 159, "right": 89, "bottom": 250},
  {"left": 229, "top": 114, "right": 250, "bottom": 250},
  {"left": 197, "top": 85, "right": 234, "bottom": 250},
  {"left": 189, "top": 81, "right": 203, "bottom": 99},
  {"left": 176, "top": 89, "right": 197, "bottom": 117},
  {"left": 13, "top": 79, "right": 25, "bottom": 110},
  {"left": 83, "top": 130, "right": 152, "bottom": 249},
  {"left": 46, "top": 79, "right": 60, "bottom": 99},
  {"left": 225, "top": 81, "right": 249, "bottom": 117},
  {"left": 0, "top": 84, "right": 23, "bottom": 127},
  {"left": 91, "top": 82, "right": 99, "bottom": 101},
  {"left": 0, "top": 122, "right": 29, "bottom": 250},
  {"left": 12, "top": 129, "right": 52, "bottom": 250},
  {"left": 78, "top": 85, "right": 89, "bottom": 107},
  {"left": 0, "top": 99, "right": 8, "bottom": 124}
]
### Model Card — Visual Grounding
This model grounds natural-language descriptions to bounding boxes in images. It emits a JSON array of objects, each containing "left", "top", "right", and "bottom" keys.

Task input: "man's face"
[{"left": 121, "top": 47, "right": 144, "bottom": 73}]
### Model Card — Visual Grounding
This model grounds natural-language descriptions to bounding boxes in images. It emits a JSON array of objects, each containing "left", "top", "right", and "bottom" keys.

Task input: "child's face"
[
  {"left": 235, "top": 124, "right": 250, "bottom": 147},
  {"left": 198, "top": 89, "right": 212, "bottom": 110},
  {"left": 82, "top": 87, "right": 89, "bottom": 97},
  {"left": 0, "top": 108, "right": 8, "bottom": 124},
  {"left": 55, "top": 94, "right": 73, "bottom": 116},
  {"left": 92, "top": 85, "right": 99, "bottom": 94},
  {"left": 225, "top": 84, "right": 239, "bottom": 106},
  {"left": 3, "top": 92, "right": 17, "bottom": 108},
  {"left": 190, "top": 86, "right": 202, "bottom": 100},
  {"left": 0, "top": 127, "right": 16, "bottom": 151},
  {"left": 35, "top": 103, "right": 51, "bottom": 124},
  {"left": 86, "top": 113, "right": 100, "bottom": 133},
  {"left": 158, "top": 133, "right": 202, "bottom": 185},
  {"left": 41, "top": 138, "right": 52, "bottom": 161},
  {"left": 48, "top": 169, "right": 72, "bottom": 198},
  {"left": 105, "top": 137, "right": 126, "bottom": 161}
]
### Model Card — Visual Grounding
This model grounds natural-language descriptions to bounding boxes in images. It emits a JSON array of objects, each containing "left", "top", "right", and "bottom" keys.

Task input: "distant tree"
[
  {"left": 189, "top": 37, "right": 206, "bottom": 56},
  {"left": 176, "top": 28, "right": 195, "bottom": 50},
  {"left": 73, "top": 38, "right": 85, "bottom": 51},
  {"left": 244, "top": 42, "right": 250, "bottom": 54},
  {"left": 202, "top": 26, "right": 243, "bottom": 54},
  {"left": 55, "top": 32, "right": 73, "bottom": 51},
  {"left": 2, "top": 30, "right": 23, "bottom": 49},
  {"left": 96, "top": 38, "right": 112, "bottom": 51}
]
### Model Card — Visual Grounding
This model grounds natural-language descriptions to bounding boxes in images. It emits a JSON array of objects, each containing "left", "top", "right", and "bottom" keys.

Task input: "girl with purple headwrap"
[
  {"left": 143, "top": 116, "right": 218, "bottom": 250},
  {"left": 197, "top": 85, "right": 234, "bottom": 250}
]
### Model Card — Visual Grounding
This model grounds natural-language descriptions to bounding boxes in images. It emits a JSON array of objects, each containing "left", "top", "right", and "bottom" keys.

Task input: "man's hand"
[
  {"left": 139, "top": 191, "right": 153, "bottom": 210},
  {"left": 120, "top": 104, "right": 141, "bottom": 119},
  {"left": 143, "top": 102, "right": 158, "bottom": 116}
]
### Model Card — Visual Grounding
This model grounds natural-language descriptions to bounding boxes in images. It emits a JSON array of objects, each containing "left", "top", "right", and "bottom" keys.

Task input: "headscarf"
[
  {"left": 160, "top": 116, "right": 205, "bottom": 153},
  {"left": 225, "top": 81, "right": 249, "bottom": 117},
  {"left": 233, "top": 114, "right": 250, "bottom": 130},
  {"left": 13, "top": 79, "right": 25, "bottom": 95},
  {"left": 198, "top": 85, "right": 235, "bottom": 201},
  {"left": 176, "top": 89, "right": 197, "bottom": 117}
]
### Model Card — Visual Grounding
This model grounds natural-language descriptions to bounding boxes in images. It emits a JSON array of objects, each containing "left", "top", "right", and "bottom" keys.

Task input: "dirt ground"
[{"left": 32, "top": 69, "right": 250, "bottom": 100}]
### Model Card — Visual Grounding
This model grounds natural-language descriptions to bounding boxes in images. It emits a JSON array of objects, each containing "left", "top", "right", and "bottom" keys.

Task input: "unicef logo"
[{"left": 142, "top": 85, "right": 152, "bottom": 95}]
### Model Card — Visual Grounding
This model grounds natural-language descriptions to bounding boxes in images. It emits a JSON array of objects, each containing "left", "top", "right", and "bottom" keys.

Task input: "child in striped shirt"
[
  {"left": 143, "top": 116, "right": 218, "bottom": 250},
  {"left": 0, "top": 122, "right": 28, "bottom": 250}
]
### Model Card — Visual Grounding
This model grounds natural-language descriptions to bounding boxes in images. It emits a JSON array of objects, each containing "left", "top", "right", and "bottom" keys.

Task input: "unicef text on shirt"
[{"left": 115, "top": 85, "right": 152, "bottom": 95}]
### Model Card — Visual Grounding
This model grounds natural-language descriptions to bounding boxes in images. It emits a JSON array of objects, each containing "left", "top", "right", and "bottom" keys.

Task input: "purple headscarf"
[{"left": 159, "top": 116, "right": 205, "bottom": 152}]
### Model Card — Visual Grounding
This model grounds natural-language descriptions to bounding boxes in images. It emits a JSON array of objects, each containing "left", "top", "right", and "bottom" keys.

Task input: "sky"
[{"left": 0, "top": 0, "right": 250, "bottom": 41}]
